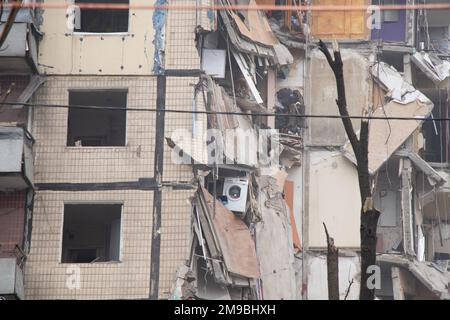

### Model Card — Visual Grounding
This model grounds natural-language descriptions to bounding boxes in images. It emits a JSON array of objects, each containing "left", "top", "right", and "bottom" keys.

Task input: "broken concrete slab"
[
  {"left": 342, "top": 100, "right": 434, "bottom": 174},
  {"left": 378, "top": 253, "right": 450, "bottom": 299}
]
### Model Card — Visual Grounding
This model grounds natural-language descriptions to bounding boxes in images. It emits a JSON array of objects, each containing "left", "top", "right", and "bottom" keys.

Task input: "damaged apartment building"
[{"left": 0, "top": 0, "right": 449, "bottom": 300}]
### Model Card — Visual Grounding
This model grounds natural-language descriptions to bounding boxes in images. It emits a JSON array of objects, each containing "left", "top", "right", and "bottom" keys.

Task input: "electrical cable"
[{"left": 2, "top": 100, "right": 450, "bottom": 121}]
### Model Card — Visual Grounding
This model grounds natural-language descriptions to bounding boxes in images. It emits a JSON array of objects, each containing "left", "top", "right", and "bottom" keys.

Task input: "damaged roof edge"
[
  {"left": 217, "top": 6, "right": 293, "bottom": 66},
  {"left": 219, "top": 10, "right": 274, "bottom": 59}
]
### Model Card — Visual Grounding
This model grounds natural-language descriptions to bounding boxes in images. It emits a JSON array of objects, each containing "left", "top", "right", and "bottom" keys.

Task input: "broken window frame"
[
  {"left": 422, "top": 90, "right": 450, "bottom": 164},
  {"left": 60, "top": 203, "right": 123, "bottom": 264},
  {"left": 66, "top": 89, "right": 128, "bottom": 148}
]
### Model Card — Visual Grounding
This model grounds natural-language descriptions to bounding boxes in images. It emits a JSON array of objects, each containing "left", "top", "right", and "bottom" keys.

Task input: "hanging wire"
[{"left": 1, "top": 101, "right": 450, "bottom": 121}]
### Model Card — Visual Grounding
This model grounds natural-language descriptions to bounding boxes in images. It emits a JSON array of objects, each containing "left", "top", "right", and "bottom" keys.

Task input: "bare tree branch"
[
  {"left": 318, "top": 40, "right": 381, "bottom": 300},
  {"left": 344, "top": 279, "right": 354, "bottom": 300}
]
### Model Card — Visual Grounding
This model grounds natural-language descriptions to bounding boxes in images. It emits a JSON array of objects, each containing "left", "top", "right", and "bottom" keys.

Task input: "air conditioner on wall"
[{"left": 222, "top": 177, "right": 249, "bottom": 214}]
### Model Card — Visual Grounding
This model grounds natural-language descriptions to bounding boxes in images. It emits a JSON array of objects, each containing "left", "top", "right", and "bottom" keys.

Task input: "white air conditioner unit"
[{"left": 222, "top": 177, "right": 249, "bottom": 214}]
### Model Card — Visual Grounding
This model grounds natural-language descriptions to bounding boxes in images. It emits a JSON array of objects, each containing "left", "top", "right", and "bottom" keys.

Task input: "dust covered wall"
[
  {"left": 38, "top": 0, "right": 155, "bottom": 75},
  {"left": 307, "top": 150, "right": 361, "bottom": 248},
  {"left": 306, "top": 254, "right": 360, "bottom": 300},
  {"left": 308, "top": 49, "right": 370, "bottom": 146}
]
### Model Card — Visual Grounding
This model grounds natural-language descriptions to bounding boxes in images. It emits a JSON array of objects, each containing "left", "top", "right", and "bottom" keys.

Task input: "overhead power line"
[
  {"left": 5, "top": 2, "right": 450, "bottom": 12},
  {"left": 1, "top": 101, "right": 449, "bottom": 122}
]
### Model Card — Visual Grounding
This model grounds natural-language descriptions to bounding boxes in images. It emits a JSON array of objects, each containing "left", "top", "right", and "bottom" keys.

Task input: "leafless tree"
[{"left": 318, "top": 40, "right": 381, "bottom": 300}]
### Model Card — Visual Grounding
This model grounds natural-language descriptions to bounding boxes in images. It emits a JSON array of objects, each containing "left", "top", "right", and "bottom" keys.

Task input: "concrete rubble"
[{"left": 167, "top": 0, "right": 450, "bottom": 300}]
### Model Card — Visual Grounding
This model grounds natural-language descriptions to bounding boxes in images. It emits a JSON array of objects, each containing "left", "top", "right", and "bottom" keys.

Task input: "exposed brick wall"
[{"left": 0, "top": 191, "right": 25, "bottom": 258}]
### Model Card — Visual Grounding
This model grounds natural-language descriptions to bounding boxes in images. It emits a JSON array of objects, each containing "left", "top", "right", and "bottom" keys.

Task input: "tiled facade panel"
[
  {"left": 0, "top": 191, "right": 25, "bottom": 258},
  {"left": 26, "top": 1, "right": 203, "bottom": 300},
  {"left": 165, "top": 0, "right": 201, "bottom": 70},
  {"left": 163, "top": 77, "right": 206, "bottom": 182},
  {"left": 32, "top": 76, "right": 157, "bottom": 184},
  {"left": 25, "top": 190, "right": 153, "bottom": 299},
  {"left": 158, "top": 189, "right": 195, "bottom": 298}
]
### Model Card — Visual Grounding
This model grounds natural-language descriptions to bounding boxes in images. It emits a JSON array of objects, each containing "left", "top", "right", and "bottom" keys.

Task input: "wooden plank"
[{"left": 311, "top": 0, "right": 369, "bottom": 40}]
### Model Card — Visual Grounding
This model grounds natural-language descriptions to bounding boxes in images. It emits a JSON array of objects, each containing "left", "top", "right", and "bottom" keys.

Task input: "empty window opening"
[
  {"left": 422, "top": 90, "right": 450, "bottom": 163},
  {"left": 380, "top": 51, "right": 404, "bottom": 73},
  {"left": 67, "top": 90, "right": 127, "bottom": 147},
  {"left": 61, "top": 204, "right": 122, "bottom": 263},
  {"left": 75, "top": 0, "right": 129, "bottom": 33}
]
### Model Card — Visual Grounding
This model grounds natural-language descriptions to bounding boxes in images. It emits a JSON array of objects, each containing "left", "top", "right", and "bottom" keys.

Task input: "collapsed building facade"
[{"left": 0, "top": 0, "right": 449, "bottom": 300}]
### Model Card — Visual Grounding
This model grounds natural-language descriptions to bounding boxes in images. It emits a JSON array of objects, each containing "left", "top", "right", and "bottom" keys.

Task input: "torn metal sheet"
[
  {"left": 411, "top": 52, "right": 450, "bottom": 84},
  {"left": 378, "top": 254, "right": 450, "bottom": 300},
  {"left": 372, "top": 62, "right": 431, "bottom": 105},
  {"left": 342, "top": 100, "right": 433, "bottom": 174},
  {"left": 199, "top": 186, "right": 260, "bottom": 279}
]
